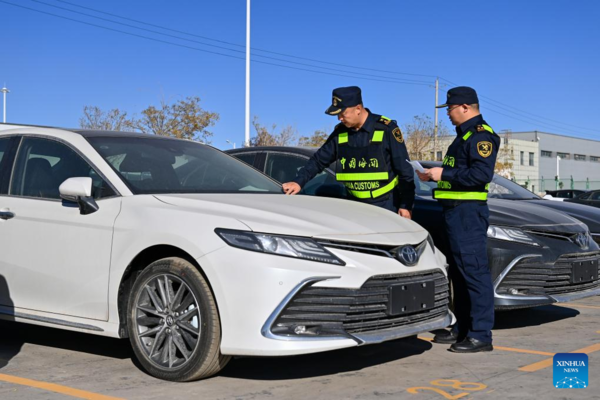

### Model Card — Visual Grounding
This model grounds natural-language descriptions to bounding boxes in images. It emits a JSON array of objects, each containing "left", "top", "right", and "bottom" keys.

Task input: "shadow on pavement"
[
  {"left": 221, "top": 336, "right": 432, "bottom": 380},
  {"left": 0, "top": 274, "right": 20, "bottom": 370},
  {"left": 494, "top": 305, "right": 580, "bottom": 330}
]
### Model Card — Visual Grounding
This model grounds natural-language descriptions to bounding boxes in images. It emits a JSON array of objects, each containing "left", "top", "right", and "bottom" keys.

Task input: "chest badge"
[
  {"left": 392, "top": 127, "right": 404, "bottom": 143},
  {"left": 477, "top": 141, "right": 493, "bottom": 158}
]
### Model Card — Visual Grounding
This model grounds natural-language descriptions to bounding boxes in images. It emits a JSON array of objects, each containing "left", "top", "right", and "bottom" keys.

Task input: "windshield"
[
  {"left": 87, "top": 136, "right": 282, "bottom": 194},
  {"left": 412, "top": 170, "right": 541, "bottom": 200}
]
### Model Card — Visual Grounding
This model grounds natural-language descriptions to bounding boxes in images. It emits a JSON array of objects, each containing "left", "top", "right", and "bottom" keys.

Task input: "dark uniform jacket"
[
  {"left": 436, "top": 114, "right": 500, "bottom": 206},
  {"left": 293, "top": 110, "right": 415, "bottom": 210}
]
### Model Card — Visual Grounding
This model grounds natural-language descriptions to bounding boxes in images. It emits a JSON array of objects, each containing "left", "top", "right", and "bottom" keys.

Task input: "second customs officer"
[
  {"left": 417, "top": 86, "right": 499, "bottom": 353},
  {"left": 282, "top": 86, "right": 415, "bottom": 217}
]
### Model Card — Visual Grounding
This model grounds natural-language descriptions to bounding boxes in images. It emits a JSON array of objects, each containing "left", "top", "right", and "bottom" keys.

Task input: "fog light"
[
  {"left": 509, "top": 288, "right": 519, "bottom": 295},
  {"left": 294, "top": 325, "right": 307, "bottom": 335}
]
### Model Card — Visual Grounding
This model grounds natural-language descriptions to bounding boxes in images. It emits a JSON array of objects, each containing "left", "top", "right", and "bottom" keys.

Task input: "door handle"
[{"left": 0, "top": 211, "right": 15, "bottom": 220}]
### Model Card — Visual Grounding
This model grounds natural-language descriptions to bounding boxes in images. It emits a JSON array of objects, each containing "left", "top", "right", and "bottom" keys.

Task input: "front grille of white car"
[
  {"left": 316, "top": 239, "right": 428, "bottom": 260},
  {"left": 271, "top": 270, "right": 449, "bottom": 335}
]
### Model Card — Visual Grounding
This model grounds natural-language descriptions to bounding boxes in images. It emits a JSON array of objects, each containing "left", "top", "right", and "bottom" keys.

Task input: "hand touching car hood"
[{"left": 155, "top": 194, "right": 427, "bottom": 245}]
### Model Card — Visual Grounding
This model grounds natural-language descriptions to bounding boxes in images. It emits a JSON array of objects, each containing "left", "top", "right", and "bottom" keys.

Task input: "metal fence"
[{"left": 514, "top": 177, "right": 600, "bottom": 194}]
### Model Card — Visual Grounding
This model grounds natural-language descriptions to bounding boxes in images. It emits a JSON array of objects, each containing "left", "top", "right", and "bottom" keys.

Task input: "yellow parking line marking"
[
  {"left": 494, "top": 346, "right": 555, "bottom": 356},
  {"left": 418, "top": 337, "right": 554, "bottom": 356},
  {"left": 0, "top": 373, "right": 124, "bottom": 400},
  {"left": 519, "top": 343, "right": 600, "bottom": 372}
]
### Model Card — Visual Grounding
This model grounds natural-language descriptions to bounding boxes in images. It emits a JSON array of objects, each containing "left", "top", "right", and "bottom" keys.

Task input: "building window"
[
  {"left": 529, "top": 152, "right": 534, "bottom": 166},
  {"left": 520, "top": 151, "right": 524, "bottom": 165},
  {"left": 436, "top": 151, "right": 442, "bottom": 161},
  {"left": 557, "top": 152, "right": 570, "bottom": 159},
  {"left": 541, "top": 150, "right": 552, "bottom": 157},
  {"left": 574, "top": 154, "right": 586, "bottom": 161},
  {"left": 591, "top": 156, "right": 600, "bottom": 162}
]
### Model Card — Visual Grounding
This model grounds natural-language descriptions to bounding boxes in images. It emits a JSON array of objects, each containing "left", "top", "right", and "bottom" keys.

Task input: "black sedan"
[
  {"left": 565, "top": 189, "right": 600, "bottom": 209},
  {"left": 227, "top": 146, "right": 600, "bottom": 310}
]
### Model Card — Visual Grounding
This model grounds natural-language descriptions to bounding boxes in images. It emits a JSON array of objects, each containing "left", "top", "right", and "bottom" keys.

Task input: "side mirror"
[{"left": 59, "top": 177, "right": 99, "bottom": 215}]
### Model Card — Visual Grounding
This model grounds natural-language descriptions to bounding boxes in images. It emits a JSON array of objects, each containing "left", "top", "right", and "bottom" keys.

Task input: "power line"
[
  {"left": 32, "top": 0, "right": 431, "bottom": 85},
  {"left": 0, "top": 0, "right": 431, "bottom": 86},
  {"left": 53, "top": 0, "right": 438, "bottom": 79}
]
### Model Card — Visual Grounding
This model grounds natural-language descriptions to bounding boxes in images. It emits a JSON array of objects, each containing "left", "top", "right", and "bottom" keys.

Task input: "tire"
[{"left": 127, "top": 257, "right": 231, "bottom": 381}]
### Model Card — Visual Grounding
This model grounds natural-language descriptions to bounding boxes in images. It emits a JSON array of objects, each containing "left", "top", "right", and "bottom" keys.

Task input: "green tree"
[
  {"left": 79, "top": 106, "right": 135, "bottom": 131},
  {"left": 135, "top": 96, "right": 219, "bottom": 143},
  {"left": 298, "top": 129, "right": 328, "bottom": 147}
]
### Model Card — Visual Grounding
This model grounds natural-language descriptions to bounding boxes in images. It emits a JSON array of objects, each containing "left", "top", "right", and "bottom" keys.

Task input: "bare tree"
[
  {"left": 298, "top": 129, "right": 328, "bottom": 147},
  {"left": 495, "top": 136, "right": 515, "bottom": 178},
  {"left": 79, "top": 106, "right": 135, "bottom": 131},
  {"left": 249, "top": 116, "right": 297, "bottom": 147},
  {"left": 134, "top": 96, "right": 219, "bottom": 143},
  {"left": 403, "top": 115, "right": 451, "bottom": 160}
]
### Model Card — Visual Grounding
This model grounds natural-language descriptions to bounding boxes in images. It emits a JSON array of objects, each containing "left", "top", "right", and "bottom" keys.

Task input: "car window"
[
  {"left": 0, "top": 138, "right": 8, "bottom": 165},
  {"left": 578, "top": 192, "right": 592, "bottom": 200},
  {"left": 10, "top": 137, "right": 116, "bottom": 200},
  {"left": 592, "top": 192, "right": 600, "bottom": 201},
  {"left": 87, "top": 136, "right": 282, "bottom": 194},
  {"left": 0, "top": 137, "right": 12, "bottom": 195},
  {"left": 233, "top": 152, "right": 256, "bottom": 167},
  {"left": 489, "top": 175, "right": 540, "bottom": 199},
  {"left": 412, "top": 171, "right": 436, "bottom": 196},
  {"left": 265, "top": 153, "right": 307, "bottom": 183}
]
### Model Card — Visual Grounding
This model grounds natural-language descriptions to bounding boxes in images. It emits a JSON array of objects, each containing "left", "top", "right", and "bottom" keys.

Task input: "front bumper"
[
  {"left": 490, "top": 238, "right": 600, "bottom": 309},
  {"left": 199, "top": 241, "right": 453, "bottom": 356}
]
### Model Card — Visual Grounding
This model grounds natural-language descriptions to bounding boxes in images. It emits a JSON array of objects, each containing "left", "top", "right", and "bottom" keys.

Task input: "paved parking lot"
[{"left": 1, "top": 297, "right": 599, "bottom": 400}]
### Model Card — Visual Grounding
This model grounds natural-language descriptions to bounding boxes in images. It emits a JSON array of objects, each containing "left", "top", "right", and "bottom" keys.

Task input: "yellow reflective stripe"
[
  {"left": 348, "top": 176, "right": 399, "bottom": 199},
  {"left": 372, "top": 176, "right": 399, "bottom": 198},
  {"left": 482, "top": 124, "right": 494, "bottom": 134},
  {"left": 372, "top": 130, "right": 384, "bottom": 142},
  {"left": 433, "top": 191, "right": 488, "bottom": 200},
  {"left": 380, "top": 115, "right": 391, "bottom": 121},
  {"left": 336, "top": 172, "right": 389, "bottom": 181},
  {"left": 338, "top": 132, "right": 348, "bottom": 144},
  {"left": 462, "top": 131, "right": 473, "bottom": 141},
  {"left": 348, "top": 190, "right": 372, "bottom": 199}
]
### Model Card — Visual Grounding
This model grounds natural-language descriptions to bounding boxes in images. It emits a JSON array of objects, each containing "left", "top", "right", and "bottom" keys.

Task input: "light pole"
[
  {"left": 244, "top": 0, "right": 250, "bottom": 147},
  {"left": 1, "top": 85, "right": 9, "bottom": 123},
  {"left": 556, "top": 155, "right": 561, "bottom": 190},
  {"left": 226, "top": 140, "right": 236, "bottom": 149}
]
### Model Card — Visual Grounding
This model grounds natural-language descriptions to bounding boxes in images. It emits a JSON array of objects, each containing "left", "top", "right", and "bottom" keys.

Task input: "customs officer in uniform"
[
  {"left": 282, "top": 86, "right": 415, "bottom": 217},
  {"left": 417, "top": 86, "right": 499, "bottom": 353}
]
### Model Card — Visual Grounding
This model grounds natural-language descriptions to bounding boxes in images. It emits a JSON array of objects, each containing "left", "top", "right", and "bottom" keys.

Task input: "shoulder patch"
[
  {"left": 379, "top": 116, "right": 391, "bottom": 125},
  {"left": 392, "top": 127, "right": 404, "bottom": 143},
  {"left": 477, "top": 141, "right": 493, "bottom": 158}
]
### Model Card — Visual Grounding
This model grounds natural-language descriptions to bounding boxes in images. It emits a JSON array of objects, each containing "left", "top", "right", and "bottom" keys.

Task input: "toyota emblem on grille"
[
  {"left": 575, "top": 233, "right": 589, "bottom": 250},
  {"left": 397, "top": 246, "right": 419, "bottom": 266}
]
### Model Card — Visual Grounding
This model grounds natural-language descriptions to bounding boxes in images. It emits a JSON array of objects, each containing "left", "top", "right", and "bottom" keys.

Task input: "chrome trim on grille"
[
  {"left": 493, "top": 254, "right": 543, "bottom": 296},
  {"left": 261, "top": 276, "right": 348, "bottom": 342}
]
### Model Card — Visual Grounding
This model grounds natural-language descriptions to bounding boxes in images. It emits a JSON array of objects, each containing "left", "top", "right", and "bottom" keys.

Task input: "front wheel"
[{"left": 127, "top": 257, "right": 230, "bottom": 381}]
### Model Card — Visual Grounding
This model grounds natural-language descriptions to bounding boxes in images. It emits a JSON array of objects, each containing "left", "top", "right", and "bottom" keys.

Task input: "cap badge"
[{"left": 333, "top": 96, "right": 342, "bottom": 107}]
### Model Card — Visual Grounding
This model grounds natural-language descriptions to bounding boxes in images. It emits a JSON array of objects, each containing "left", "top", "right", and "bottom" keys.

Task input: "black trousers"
[{"left": 443, "top": 201, "right": 494, "bottom": 343}]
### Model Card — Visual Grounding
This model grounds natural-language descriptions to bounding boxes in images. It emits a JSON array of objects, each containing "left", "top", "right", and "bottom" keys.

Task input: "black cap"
[
  {"left": 436, "top": 86, "right": 479, "bottom": 108},
  {"left": 325, "top": 86, "right": 363, "bottom": 115}
]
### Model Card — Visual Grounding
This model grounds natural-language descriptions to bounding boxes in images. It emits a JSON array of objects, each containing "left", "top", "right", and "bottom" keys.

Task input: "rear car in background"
[
  {"left": 543, "top": 189, "right": 588, "bottom": 201},
  {"left": 565, "top": 189, "right": 600, "bottom": 209},
  {"left": 228, "top": 147, "right": 600, "bottom": 310},
  {"left": 0, "top": 125, "right": 454, "bottom": 381}
]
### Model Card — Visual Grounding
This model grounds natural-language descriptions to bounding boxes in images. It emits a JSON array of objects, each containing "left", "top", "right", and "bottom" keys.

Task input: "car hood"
[
  {"left": 522, "top": 199, "right": 600, "bottom": 233},
  {"left": 154, "top": 194, "right": 427, "bottom": 245},
  {"left": 488, "top": 199, "right": 587, "bottom": 233}
]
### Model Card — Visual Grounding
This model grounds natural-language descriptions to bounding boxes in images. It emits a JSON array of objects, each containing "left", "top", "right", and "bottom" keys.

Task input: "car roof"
[{"left": 0, "top": 122, "right": 188, "bottom": 141}]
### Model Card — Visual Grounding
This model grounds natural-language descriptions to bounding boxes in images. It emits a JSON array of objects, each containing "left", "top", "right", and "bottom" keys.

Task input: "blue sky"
[{"left": 2, "top": 0, "right": 600, "bottom": 149}]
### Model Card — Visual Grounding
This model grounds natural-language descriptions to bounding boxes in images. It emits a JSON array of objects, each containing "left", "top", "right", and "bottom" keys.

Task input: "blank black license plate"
[
  {"left": 387, "top": 281, "right": 435, "bottom": 316},
  {"left": 571, "top": 260, "right": 598, "bottom": 284}
]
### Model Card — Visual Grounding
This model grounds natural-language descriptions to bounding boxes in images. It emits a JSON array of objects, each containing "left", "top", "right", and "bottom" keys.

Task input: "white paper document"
[{"left": 406, "top": 160, "right": 425, "bottom": 173}]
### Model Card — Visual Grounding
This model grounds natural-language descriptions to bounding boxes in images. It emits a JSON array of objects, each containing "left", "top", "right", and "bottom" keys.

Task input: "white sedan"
[{"left": 0, "top": 125, "right": 453, "bottom": 381}]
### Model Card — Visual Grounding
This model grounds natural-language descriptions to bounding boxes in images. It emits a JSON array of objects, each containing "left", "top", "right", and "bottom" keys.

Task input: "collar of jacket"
[{"left": 456, "top": 114, "right": 485, "bottom": 135}]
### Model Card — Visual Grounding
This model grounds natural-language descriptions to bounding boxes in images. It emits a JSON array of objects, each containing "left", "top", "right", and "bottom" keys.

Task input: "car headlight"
[
  {"left": 487, "top": 225, "right": 540, "bottom": 247},
  {"left": 215, "top": 229, "right": 346, "bottom": 265}
]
